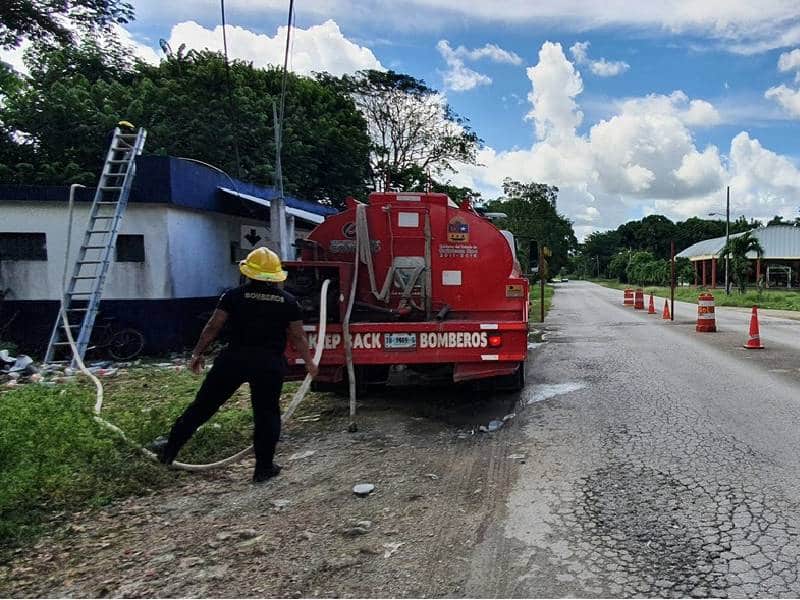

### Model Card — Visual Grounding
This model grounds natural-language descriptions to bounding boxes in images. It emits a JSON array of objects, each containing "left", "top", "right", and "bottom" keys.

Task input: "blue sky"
[{"left": 7, "top": 0, "right": 800, "bottom": 237}]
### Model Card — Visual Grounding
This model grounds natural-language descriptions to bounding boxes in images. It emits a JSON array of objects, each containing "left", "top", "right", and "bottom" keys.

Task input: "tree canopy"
[
  {"left": 321, "top": 70, "right": 481, "bottom": 192},
  {"left": 0, "top": 0, "right": 133, "bottom": 49},
  {"left": 0, "top": 43, "right": 371, "bottom": 206},
  {"left": 482, "top": 179, "right": 577, "bottom": 277}
]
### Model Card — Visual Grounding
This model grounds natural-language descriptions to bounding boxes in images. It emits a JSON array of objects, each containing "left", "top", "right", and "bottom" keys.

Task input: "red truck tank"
[{"left": 283, "top": 191, "right": 529, "bottom": 390}]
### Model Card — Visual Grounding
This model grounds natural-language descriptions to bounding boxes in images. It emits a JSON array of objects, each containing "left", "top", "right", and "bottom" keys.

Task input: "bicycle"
[{"left": 87, "top": 316, "right": 145, "bottom": 361}]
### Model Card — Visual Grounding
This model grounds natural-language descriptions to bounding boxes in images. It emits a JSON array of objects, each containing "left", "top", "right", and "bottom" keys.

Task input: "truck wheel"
[{"left": 494, "top": 362, "right": 526, "bottom": 392}]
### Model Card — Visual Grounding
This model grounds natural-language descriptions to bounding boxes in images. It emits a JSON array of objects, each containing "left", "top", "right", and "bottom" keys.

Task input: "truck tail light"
[{"left": 488, "top": 334, "right": 502, "bottom": 347}]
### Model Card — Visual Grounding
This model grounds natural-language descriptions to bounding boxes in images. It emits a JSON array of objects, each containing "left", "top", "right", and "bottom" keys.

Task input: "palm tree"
[{"left": 719, "top": 232, "right": 765, "bottom": 293}]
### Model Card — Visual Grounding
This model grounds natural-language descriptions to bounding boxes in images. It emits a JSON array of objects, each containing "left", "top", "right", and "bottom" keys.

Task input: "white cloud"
[
  {"left": 778, "top": 48, "right": 800, "bottom": 72},
  {"left": 129, "top": 1, "right": 800, "bottom": 55},
  {"left": 164, "top": 19, "right": 382, "bottom": 76},
  {"left": 526, "top": 42, "right": 584, "bottom": 140},
  {"left": 436, "top": 40, "right": 492, "bottom": 91},
  {"left": 764, "top": 84, "right": 800, "bottom": 117},
  {"left": 452, "top": 42, "right": 523, "bottom": 65},
  {"left": 452, "top": 40, "right": 800, "bottom": 239},
  {"left": 614, "top": 91, "right": 721, "bottom": 127},
  {"left": 569, "top": 41, "right": 629, "bottom": 77}
]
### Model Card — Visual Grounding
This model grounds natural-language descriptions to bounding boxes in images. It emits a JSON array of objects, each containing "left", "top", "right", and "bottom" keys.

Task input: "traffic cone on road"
[
  {"left": 662, "top": 300, "right": 671, "bottom": 320},
  {"left": 647, "top": 294, "right": 656, "bottom": 314},
  {"left": 744, "top": 306, "right": 764, "bottom": 349}
]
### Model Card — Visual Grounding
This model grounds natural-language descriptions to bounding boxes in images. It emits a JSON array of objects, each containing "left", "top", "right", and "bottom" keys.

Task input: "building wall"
[{"left": 1, "top": 201, "right": 170, "bottom": 301}]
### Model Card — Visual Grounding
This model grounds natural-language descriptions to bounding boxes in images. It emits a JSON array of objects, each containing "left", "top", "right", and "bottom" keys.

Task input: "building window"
[
  {"left": 0, "top": 233, "right": 48, "bottom": 261},
  {"left": 115, "top": 234, "right": 145, "bottom": 262}
]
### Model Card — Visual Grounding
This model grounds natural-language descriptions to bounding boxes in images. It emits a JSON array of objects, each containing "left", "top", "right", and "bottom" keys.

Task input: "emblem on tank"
[
  {"left": 342, "top": 222, "right": 356, "bottom": 239},
  {"left": 447, "top": 216, "right": 470, "bottom": 243}
]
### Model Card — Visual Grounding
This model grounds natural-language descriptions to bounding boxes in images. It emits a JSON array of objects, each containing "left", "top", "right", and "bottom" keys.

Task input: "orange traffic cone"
[
  {"left": 662, "top": 299, "right": 671, "bottom": 320},
  {"left": 647, "top": 294, "right": 656, "bottom": 314},
  {"left": 744, "top": 306, "right": 764, "bottom": 349}
]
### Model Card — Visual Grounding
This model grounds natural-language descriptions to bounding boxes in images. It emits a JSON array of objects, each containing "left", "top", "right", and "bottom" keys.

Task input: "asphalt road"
[{"left": 471, "top": 280, "right": 800, "bottom": 598}]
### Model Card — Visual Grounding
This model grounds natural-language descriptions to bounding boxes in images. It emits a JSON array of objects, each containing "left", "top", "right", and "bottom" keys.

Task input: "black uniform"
[{"left": 163, "top": 281, "right": 301, "bottom": 475}]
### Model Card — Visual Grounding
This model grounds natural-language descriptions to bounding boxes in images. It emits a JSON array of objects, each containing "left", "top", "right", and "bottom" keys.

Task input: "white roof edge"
[{"left": 218, "top": 186, "right": 325, "bottom": 224}]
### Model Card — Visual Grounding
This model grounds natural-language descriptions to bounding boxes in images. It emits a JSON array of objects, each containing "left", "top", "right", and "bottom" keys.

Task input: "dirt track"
[{"left": 0, "top": 385, "right": 529, "bottom": 598}]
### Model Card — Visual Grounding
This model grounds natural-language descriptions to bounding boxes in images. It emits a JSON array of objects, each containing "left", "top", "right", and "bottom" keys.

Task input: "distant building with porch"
[
  {"left": 676, "top": 225, "right": 800, "bottom": 288},
  {"left": 0, "top": 156, "right": 338, "bottom": 354}
]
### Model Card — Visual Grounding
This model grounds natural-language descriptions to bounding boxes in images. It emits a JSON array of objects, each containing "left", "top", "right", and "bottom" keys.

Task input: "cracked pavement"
[{"left": 471, "top": 281, "right": 800, "bottom": 598}]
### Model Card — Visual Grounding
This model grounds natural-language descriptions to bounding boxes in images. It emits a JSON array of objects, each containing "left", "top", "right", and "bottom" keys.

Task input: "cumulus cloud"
[
  {"left": 765, "top": 84, "right": 800, "bottom": 117},
  {"left": 436, "top": 40, "right": 522, "bottom": 92},
  {"left": 164, "top": 19, "right": 382, "bottom": 76},
  {"left": 436, "top": 40, "right": 492, "bottom": 91},
  {"left": 569, "top": 41, "right": 629, "bottom": 77},
  {"left": 614, "top": 91, "right": 721, "bottom": 127},
  {"left": 778, "top": 48, "right": 800, "bottom": 72},
  {"left": 450, "top": 41, "right": 800, "bottom": 238}
]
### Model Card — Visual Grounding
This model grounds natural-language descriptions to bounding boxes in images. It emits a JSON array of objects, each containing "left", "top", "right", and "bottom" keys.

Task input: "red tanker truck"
[{"left": 283, "top": 191, "right": 530, "bottom": 392}]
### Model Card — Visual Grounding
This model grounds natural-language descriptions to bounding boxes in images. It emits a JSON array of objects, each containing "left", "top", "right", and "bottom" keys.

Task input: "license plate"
[{"left": 384, "top": 333, "right": 417, "bottom": 350}]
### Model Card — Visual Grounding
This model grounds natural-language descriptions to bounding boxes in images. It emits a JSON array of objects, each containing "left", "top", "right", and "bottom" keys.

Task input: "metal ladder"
[{"left": 45, "top": 127, "right": 147, "bottom": 365}]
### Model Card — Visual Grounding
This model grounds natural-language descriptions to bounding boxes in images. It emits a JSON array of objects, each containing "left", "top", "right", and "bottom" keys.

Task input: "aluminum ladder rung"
[{"left": 45, "top": 126, "right": 147, "bottom": 365}]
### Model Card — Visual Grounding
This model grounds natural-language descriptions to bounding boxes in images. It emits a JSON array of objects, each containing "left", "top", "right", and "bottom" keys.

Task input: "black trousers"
[{"left": 166, "top": 349, "right": 285, "bottom": 472}]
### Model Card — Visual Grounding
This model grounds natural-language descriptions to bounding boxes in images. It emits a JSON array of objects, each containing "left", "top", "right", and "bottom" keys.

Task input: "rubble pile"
[{"left": 0, "top": 349, "right": 192, "bottom": 389}]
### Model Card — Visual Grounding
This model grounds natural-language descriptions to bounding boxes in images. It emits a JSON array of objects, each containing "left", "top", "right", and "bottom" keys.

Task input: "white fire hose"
[{"left": 60, "top": 184, "right": 328, "bottom": 472}]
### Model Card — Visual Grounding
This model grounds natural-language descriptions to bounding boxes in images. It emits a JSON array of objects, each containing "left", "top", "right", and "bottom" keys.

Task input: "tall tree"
[
  {"left": 0, "top": 0, "right": 133, "bottom": 49},
  {"left": 483, "top": 179, "right": 577, "bottom": 277},
  {"left": 0, "top": 46, "right": 371, "bottom": 205},
  {"left": 321, "top": 70, "right": 480, "bottom": 192}
]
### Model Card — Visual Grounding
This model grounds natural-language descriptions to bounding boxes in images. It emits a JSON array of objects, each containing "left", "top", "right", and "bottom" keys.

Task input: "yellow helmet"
[
  {"left": 239, "top": 247, "right": 287, "bottom": 282},
  {"left": 118, "top": 120, "right": 135, "bottom": 130}
]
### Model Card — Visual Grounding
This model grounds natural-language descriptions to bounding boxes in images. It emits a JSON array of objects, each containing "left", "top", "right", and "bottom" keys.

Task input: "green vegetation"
[
  {"left": 483, "top": 180, "right": 578, "bottom": 277},
  {"left": 530, "top": 283, "right": 555, "bottom": 323},
  {"left": 591, "top": 279, "right": 800, "bottom": 312},
  {"left": 0, "top": 368, "right": 306, "bottom": 548},
  {"left": 720, "top": 231, "right": 765, "bottom": 294},
  {"left": 569, "top": 214, "right": 781, "bottom": 283}
]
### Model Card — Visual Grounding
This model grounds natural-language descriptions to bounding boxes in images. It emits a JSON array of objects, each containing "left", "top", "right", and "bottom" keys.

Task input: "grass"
[
  {"left": 0, "top": 367, "right": 307, "bottom": 549},
  {"left": 530, "top": 283, "right": 555, "bottom": 322},
  {"left": 588, "top": 278, "right": 800, "bottom": 311}
]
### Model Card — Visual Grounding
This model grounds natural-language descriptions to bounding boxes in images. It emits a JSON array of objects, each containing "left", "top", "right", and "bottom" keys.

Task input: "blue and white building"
[{"left": 0, "top": 156, "right": 337, "bottom": 354}]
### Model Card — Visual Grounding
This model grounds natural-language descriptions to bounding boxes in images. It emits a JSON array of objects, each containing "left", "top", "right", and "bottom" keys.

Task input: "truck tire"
[{"left": 494, "top": 362, "right": 526, "bottom": 392}]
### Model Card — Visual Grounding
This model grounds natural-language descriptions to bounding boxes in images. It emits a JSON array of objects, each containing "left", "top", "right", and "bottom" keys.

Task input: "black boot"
[
  {"left": 252, "top": 464, "right": 282, "bottom": 484},
  {"left": 148, "top": 436, "right": 180, "bottom": 466}
]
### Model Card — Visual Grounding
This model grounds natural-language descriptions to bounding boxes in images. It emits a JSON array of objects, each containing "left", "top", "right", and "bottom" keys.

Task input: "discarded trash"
[
  {"left": 487, "top": 420, "right": 504, "bottom": 432},
  {"left": 30, "top": 373, "right": 44, "bottom": 384},
  {"left": 382, "top": 542, "right": 405, "bottom": 558},
  {"left": 289, "top": 450, "right": 316, "bottom": 461},
  {"left": 425, "top": 473, "right": 439, "bottom": 480},
  {"left": 507, "top": 453, "right": 526, "bottom": 460},
  {"left": 478, "top": 425, "right": 489, "bottom": 433},
  {"left": 502, "top": 413, "right": 515, "bottom": 422},
  {"left": 353, "top": 483, "right": 375, "bottom": 497},
  {"left": 270, "top": 499, "right": 291, "bottom": 509},
  {"left": 343, "top": 525, "right": 371, "bottom": 536},
  {"left": 295, "top": 414, "right": 321, "bottom": 422},
  {"left": 527, "top": 342, "right": 545, "bottom": 350},
  {"left": 524, "top": 382, "right": 586, "bottom": 405},
  {"left": 8, "top": 355, "right": 37, "bottom": 375}
]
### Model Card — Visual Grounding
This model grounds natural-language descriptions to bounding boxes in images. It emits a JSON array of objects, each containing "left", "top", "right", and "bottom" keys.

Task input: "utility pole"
[
  {"left": 596, "top": 256, "right": 600, "bottom": 278},
  {"left": 725, "top": 186, "right": 730, "bottom": 295},
  {"left": 670, "top": 240, "right": 675, "bottom": 321},
  {"left": 270, "top": 0, "right": 295, "bottom": 261}
]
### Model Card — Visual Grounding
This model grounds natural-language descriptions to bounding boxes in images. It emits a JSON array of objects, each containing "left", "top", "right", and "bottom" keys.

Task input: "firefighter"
[{"left": 150, "top": 247, "right": 318, "bottom": 483}]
